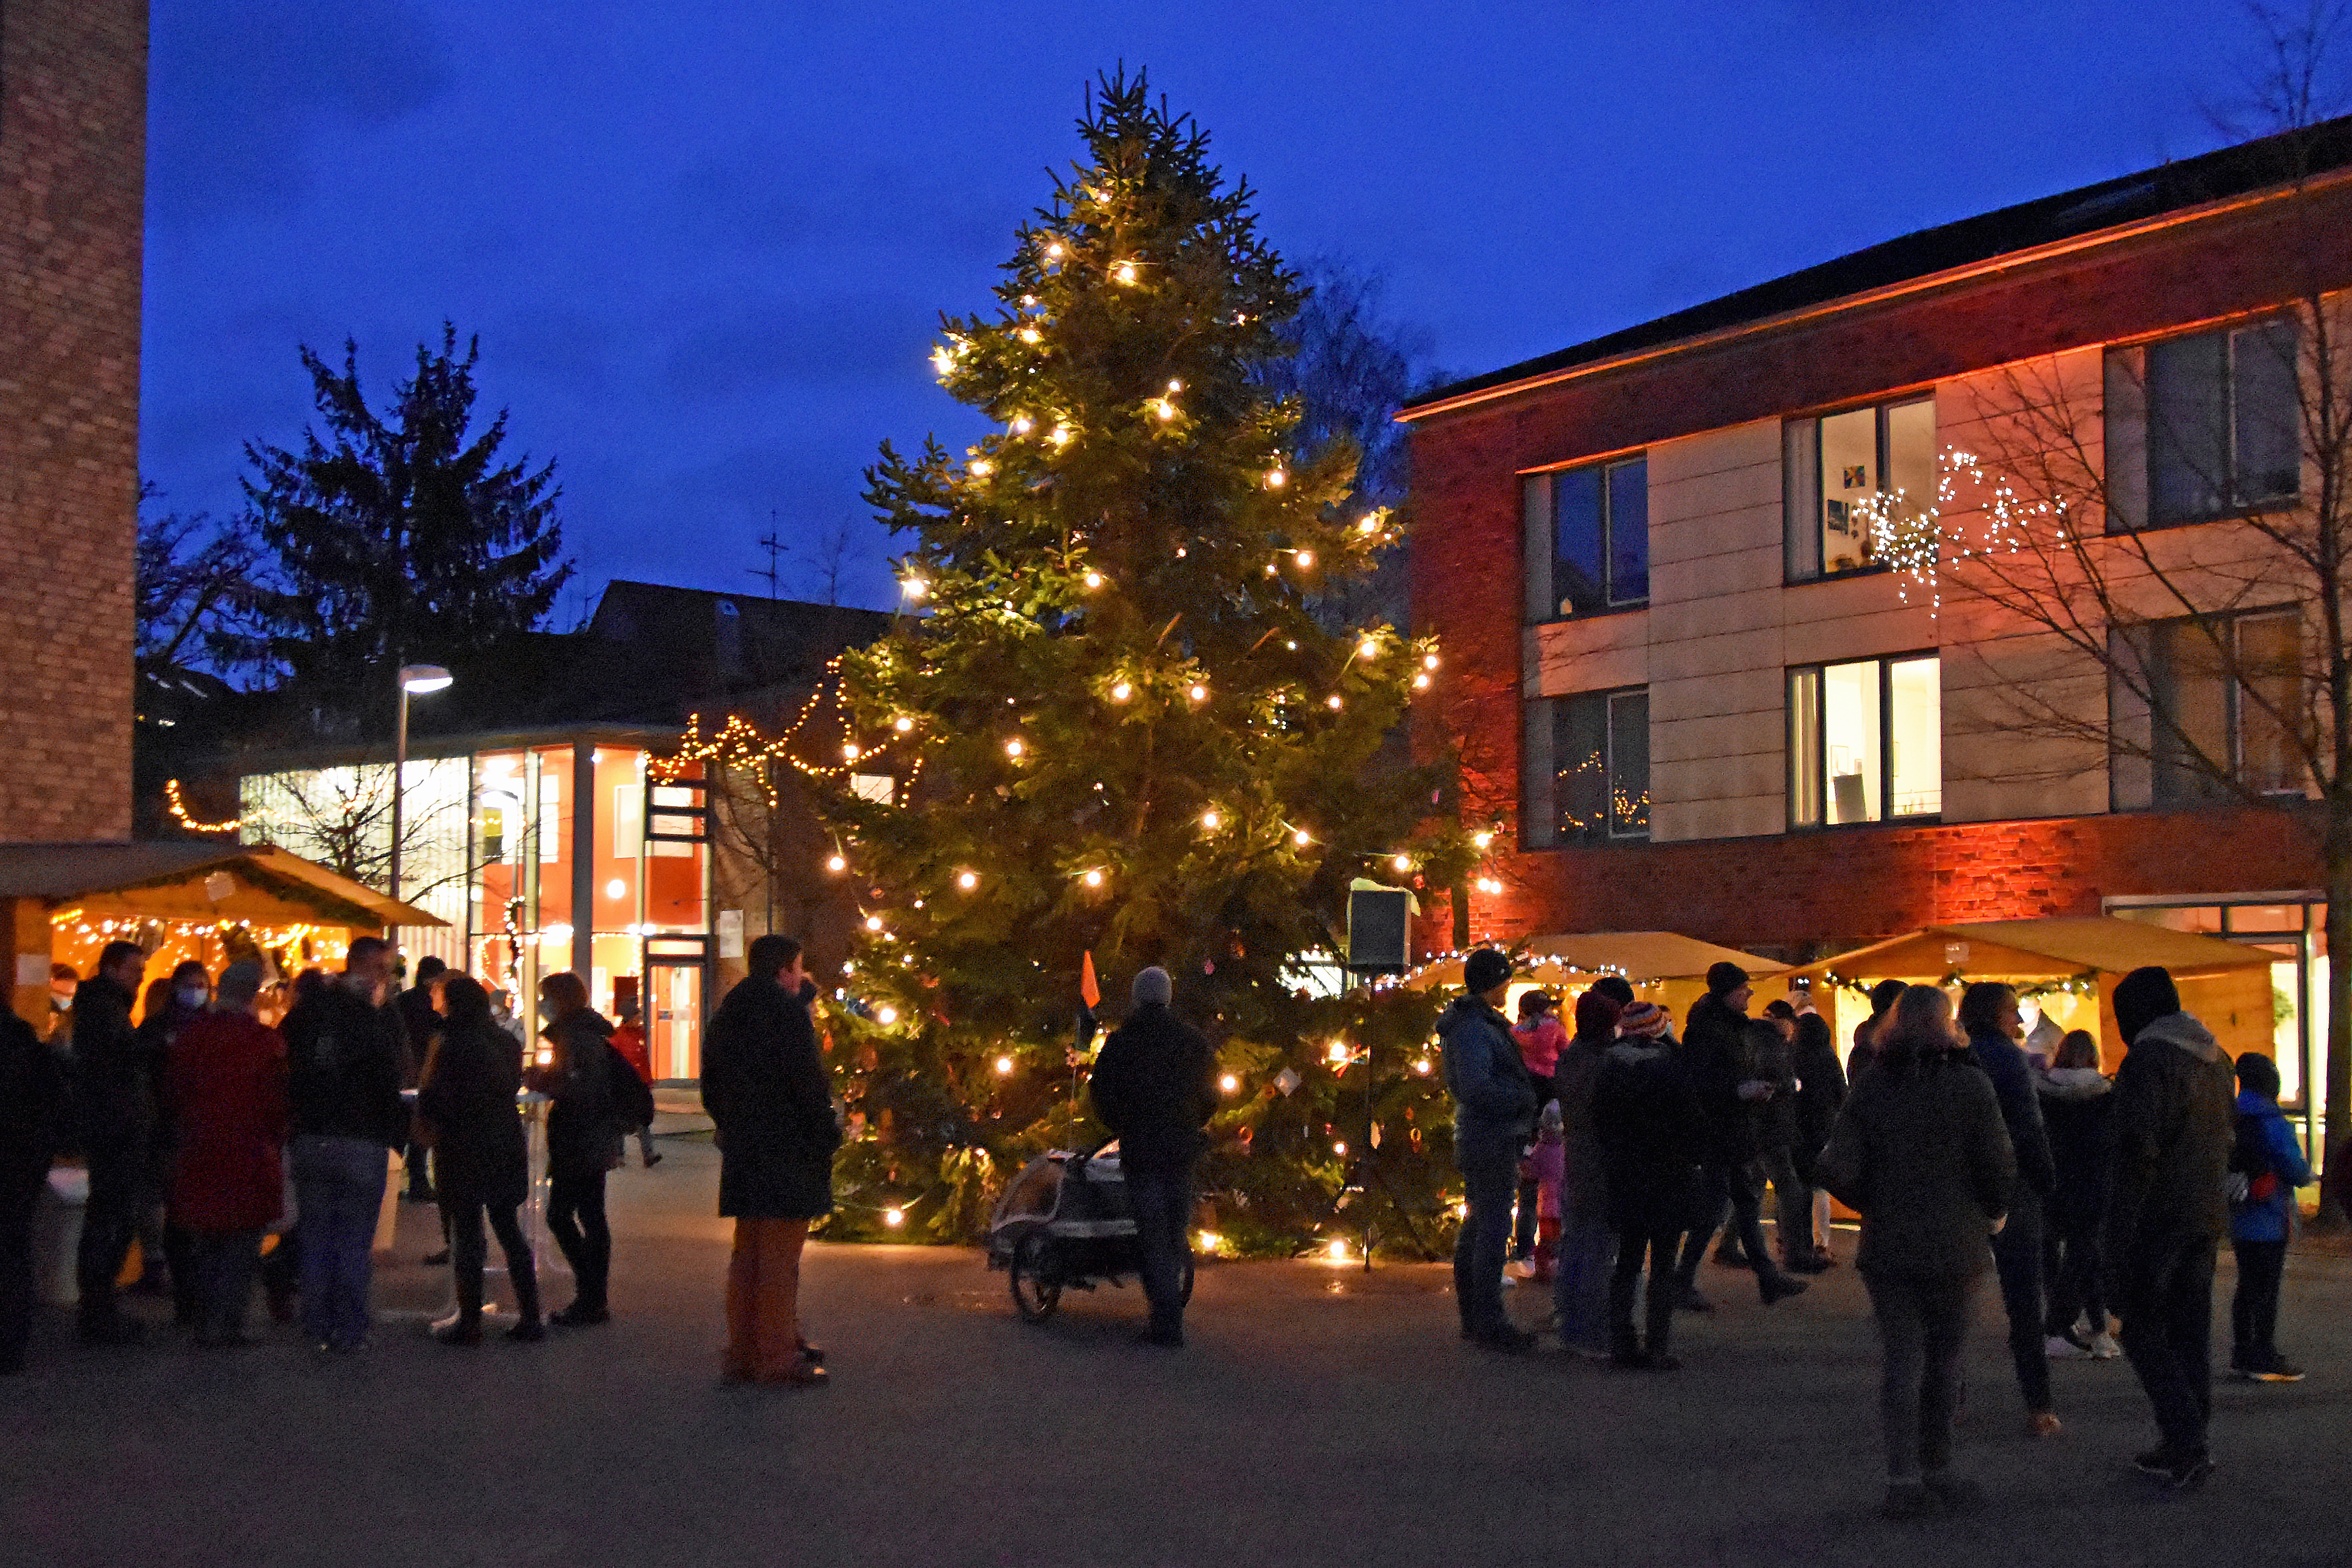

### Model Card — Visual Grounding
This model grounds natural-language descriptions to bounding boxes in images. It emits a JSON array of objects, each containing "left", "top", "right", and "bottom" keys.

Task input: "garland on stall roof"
[
  {"left": 165, "top": 779, "right": 242, "bottom": 835},
  {"left": 2018, "top": 970, "right": 2100, "bottom": 1002}
]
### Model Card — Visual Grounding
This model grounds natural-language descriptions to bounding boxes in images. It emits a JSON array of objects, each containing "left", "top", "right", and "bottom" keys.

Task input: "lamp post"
[{"left": 390, "top": 665, "right": 453, "bottom": 925}]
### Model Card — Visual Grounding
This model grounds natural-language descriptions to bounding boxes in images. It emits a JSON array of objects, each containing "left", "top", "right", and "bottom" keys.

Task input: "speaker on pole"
[{"left": 1346, "top": 886, "right": 1411, "bottom": 975}]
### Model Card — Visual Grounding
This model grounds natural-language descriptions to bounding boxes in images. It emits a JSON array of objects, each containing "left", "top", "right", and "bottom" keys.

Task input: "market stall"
[
  {"left": 1399, "top": 933, "right": 1790, "bottom": 1024},
  {"left": 1784, "top": 917, "right": 2278, "bottom": 1069}
]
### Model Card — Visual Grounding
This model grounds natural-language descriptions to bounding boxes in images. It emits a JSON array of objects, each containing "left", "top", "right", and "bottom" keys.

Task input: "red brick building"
[
  {"left": 1404, "top": 119, "right": 2352, "bottom": 1129},
  {"left": 0, "top": 0, "right": 146, "bottom": 843}
]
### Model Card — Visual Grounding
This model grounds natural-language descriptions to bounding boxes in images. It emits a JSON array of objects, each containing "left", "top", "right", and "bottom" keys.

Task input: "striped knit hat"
[{"left": 1616, "top": 1001, "right": 1669, "bottom": 1037}]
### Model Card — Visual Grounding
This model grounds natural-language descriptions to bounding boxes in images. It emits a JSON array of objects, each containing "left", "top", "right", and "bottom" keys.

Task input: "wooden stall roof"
[
  {"left": 0, "top": 842, "right": 445, "bottom": 930},
  {"left": 1785, "top": 918, "right": 2272, "bottom": 983},
  {"left": 1402, "top": 932, "right": 1787, "bottom": 991}
]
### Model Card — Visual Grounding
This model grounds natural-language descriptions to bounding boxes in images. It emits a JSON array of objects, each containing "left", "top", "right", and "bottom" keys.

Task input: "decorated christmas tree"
[{"left": 818, "top": 72, "right": 1477, "bottom": 1253}]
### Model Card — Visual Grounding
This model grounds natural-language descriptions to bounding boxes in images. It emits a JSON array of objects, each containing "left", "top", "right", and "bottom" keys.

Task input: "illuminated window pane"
[
  {"left": 1887, "top": 655, "right": 1941, "bottom": 817},
  {"left": 1822, "top": 660, "right": 1882, "bottom": 824}
]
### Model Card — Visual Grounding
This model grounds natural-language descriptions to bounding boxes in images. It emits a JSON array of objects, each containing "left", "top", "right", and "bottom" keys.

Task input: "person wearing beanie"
[
  {"left": 2098, "top": 965, "right": 2236, "bottom": 1490},
  {"left": 1439, "top": 949, "right": 1539, "bottom": 1351},
  {"left": 1672, "top": 970, "right": 1806, "bottom": 1310},
  {"left": 2226, "top": 1052, "right": 2313, "bottom": 1382},
  {"left": 1615, "top": 1000, "right": 1671, "bottom": 1041},
  {"left": 1591, "top": 975, "right": 1637, "bottom": 1009},
  {"left": 1594, "top": 993, "right": 1707, "bottom": 1370},
  {"left": 1089, "top": 966, "right": 1216, "bottom": 1347},
  {"left": 166, "top": 960, "right": 290, "bottom": 1345},
  {"left": 1849, "top": 978, "right": 1908, "bottom": 1083},
  {"left": 1954, "top": 982, "right": 2062, "bottom": 1438},
  {"left": 1549, "top": 989, "right": 1622, "bottom": 1356}
]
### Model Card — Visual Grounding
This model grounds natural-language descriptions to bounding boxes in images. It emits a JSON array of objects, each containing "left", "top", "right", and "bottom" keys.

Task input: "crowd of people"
[
  {"left": 0, "top": 935, "right": 665, "bottom": 1370},
  {"left": 1437, "top": 951, "right": 2318, "bottom": 1516}
]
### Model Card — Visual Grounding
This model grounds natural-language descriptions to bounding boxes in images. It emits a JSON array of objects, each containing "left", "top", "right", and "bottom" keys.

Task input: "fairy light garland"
[{"left": 165, "top": 779, "right": 242, "bottom": 835}]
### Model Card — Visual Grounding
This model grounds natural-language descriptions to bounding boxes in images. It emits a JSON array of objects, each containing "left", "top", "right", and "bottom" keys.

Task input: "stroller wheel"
[{"left": 1010, "top": 1232, "right": 1063, "bottom": 1323}]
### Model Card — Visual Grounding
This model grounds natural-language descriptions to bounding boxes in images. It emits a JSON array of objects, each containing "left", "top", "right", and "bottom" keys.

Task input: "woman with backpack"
[
  {"left": 529, "top": 972, "right": 644, "bottom": 1327},
  {"left": 415, "top": 974, "right": 543, "bottom": 1346},
  {"left": 2228, "top": 1052, "right": 2313, "bottom": 1382}
]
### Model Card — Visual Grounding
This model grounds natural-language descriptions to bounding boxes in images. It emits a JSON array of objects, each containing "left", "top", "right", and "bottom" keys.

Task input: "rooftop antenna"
[{"left": 751, "top": 513, "right": 785, "bottom": 599}]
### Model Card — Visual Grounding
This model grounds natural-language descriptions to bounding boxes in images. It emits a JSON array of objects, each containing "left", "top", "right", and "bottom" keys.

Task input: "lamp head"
[{"left": 399, "top": 664, "right": 453, "bottom": 694}]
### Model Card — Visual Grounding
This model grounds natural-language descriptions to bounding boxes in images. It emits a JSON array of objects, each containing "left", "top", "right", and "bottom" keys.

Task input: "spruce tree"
[{"left": 823, "top": 73, "right": 1473, "bottom": 1252}]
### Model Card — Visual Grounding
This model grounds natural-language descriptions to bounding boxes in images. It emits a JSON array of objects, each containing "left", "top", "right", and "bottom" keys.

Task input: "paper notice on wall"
[
  {"left": 16, "top": 954, "right": 47, "bottom": 987},
  {"left": 717, "top": 909, "right": 744, "bottom": 959}
]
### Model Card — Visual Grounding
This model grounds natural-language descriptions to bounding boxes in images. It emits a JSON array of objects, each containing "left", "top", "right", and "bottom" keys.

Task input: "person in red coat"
[
  {"left": 611, "top": 999, "right": 660, "bottom": 1168},
  {"left": 167, "top": 960, "right": 289, "bottom": 1345}
]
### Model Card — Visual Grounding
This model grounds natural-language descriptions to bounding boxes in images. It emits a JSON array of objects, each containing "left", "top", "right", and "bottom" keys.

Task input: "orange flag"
[{"left": 1079, "top": 950, "right": 1102, "bottom": 1009}]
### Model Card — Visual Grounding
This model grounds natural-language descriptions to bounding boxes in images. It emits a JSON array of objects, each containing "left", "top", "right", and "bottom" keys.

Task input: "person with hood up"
[
  {"left": 1818, "top": 985, "right": 2015, "bottom": 1519},
  {"left": 1955, "top": 982, "right": 2061, "bottom": 1437},
  {"left": 165, "top": 961, "right": 288, "bottom": 1345},
  {"left": 2037, "top": 1030, "right": 2119, "bottom": 1359},
  {"left": 1090, "top": 965, "right": 1218, "bottom": 1348},
  {"left": 2226, "top": 1051, "right": 2313, "bottom": 1383},
  {"left": 1595, "top": 998, "right": 1703, "bottom": 1369},
  {"left": 1673, "top": 963, "right": 1807, "bottom": 1310},
  {"left": 2100, "top": 966, "right": 2237, "bottom": 1491},
  {"left": 1549, "top": 988, "right": 1620, "bottom": 1356},
  {"left": 702, "top": 934, "right": 839, "bottom": 1385},
  {"left": 1440, "top": 948, "right": 1539, "bottom": 1352},
  {"left": 415, "top": 974, "right": 543, "bottom": 1346},
  {"left": 530, "top": 971, "right": 626, "bottom": 1328}
]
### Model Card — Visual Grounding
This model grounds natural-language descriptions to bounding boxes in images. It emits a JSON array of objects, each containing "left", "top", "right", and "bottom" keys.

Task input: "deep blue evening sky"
[{"left": 143, "top": 1, "right": 2300, "bottom": 614}]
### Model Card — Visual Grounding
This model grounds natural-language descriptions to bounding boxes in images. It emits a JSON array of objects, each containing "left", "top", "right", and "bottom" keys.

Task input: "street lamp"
[{"left": 389, "top": 665, "right": 453, "bottom": 918}]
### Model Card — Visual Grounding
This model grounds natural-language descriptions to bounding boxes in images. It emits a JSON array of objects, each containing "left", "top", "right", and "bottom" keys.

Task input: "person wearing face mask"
[
  {"left": 279, "top": 937, "right": 411, "bottom": 1352},
  {"left": 166, "top": 961, "right": 288, "bottom": 1345},
  {"left": 134, "top": 961, "right": 213, "bottom": 1320},
  {"left": 44, "top": 963, "right": 78, "bottom": 1045}
]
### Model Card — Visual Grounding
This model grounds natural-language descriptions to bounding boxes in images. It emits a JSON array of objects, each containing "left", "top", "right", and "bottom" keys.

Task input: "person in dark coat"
[
  {"left": 1439, "top": 947, "right": 1539, "bottom": 1352},
  {"left": 396, "top": 956, "right": 447, "bottom": 1204},
  {"left": 1819, "top": 985, "right": 2015, "bottom": 1518},
  {"left": 529, "top": 971, "right": 623, "bottom": 1328},
  {"left": 2100, "top": 966, "right": 2238, "bottom": 1491},
  {"left": 1673, "top": 963, "right": 1806, "bottom": 1308},
  {"left": 281, "top": 935, "right": 410, "bottom": 1352},
  {"left": 415, "top": 974, "right": 542, "bottom": 1346},
  {"left": 2, "top": 1004, "right": 70, "bottom": 1374},
  {"left": 702, "top": 933, "right": 838, "bottom": 1385},
  {"left": 2036, "top": 1030, "right": 2117, "bottom": 1358},
  {"left": 1550, "top": 989, "right": 1621, "bottom": 1358},
  {"left": 1754, "top": 1004, "right": 1816, "bottom": 1274},
  {"left": 1595, "top": 1007, "right": 1705, "bottom": 1369},
  {"left": 1956, "top": 981, "right": 2061, "bottom": 1437},
  {"left": 69, "top": 942, "right": 151, "bottom": 1343},
  {"left": 165, "top": 961, "right": 287, "bottom": 1345},
  {"left": 1090, "top": 965, "right": 1217, "bottom": 1347},
  {"left": 1789, "top": 1000, "right": 1847, "bottom": 1266},
  {"left": 133, "top": 961, "right": 211, "bottom": 1315},
  {"left": 1847, "top": 978, "right": 1907, "bottom": 1083}
]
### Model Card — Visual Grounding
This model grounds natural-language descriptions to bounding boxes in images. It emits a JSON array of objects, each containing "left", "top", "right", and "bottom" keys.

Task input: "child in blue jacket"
[{"left": 2228, "top": 1052, "right": 2314, "bottom": 1382}]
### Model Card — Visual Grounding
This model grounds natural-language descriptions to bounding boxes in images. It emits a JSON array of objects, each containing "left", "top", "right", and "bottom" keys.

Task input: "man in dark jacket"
[
  {"left": 1090, "top": 965, "right": 1216, "bottom": 1347},
  {"left": 281, "top": 935, "right": 410, "bottom": 1352},
  {"left": 1789, "top": 1002, "right": 1847, "bottom": 1265},
  {"left": 2100, "top": 966, "right": 2237, "bottom": 1490},
  {"left": 702, "top": 933, "right": 838, "bottom": 1386},
  {"left": 396, "top": 955, "right": 446, "bottom": 1203},
  {"left": 69, "top": 942, "right": 150, "bottom": 1342},
  {"left": 1439, "top": 948, "right": 1539, "bottom": 1351},
  {"left": 2, "top": 1005, "right": 70, "bottom": 1373},
  {"left": 1957, "top": 982, "right": 2061, "bottom": 1435},
  {"left": 1673, "top": 963, "right": 1805, "bottom": 1308}
]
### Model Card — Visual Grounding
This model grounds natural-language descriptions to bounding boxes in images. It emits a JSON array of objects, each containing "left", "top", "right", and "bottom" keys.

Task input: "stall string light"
[{"left": 165, "top": 779, "right": 242, "bottom": 835}]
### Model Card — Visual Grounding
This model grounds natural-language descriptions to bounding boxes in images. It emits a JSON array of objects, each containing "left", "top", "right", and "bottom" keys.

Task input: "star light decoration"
[{"left": 1846, "top": 447, "right": 2075, "bottom": 613}]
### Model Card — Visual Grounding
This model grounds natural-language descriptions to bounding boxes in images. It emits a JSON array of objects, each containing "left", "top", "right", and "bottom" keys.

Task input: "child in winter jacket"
[
  {"left": 1528, "top": 1101, "right": 1565, "bottom": 1283},
  {"left": 2228, "top": 1052, "right": 2313, "bottom": 1381}
]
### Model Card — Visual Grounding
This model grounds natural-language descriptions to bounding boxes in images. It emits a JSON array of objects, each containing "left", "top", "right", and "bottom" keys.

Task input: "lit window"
[
  {"left": 1783, "top": 398, "right": 1935, "bottom": 580},
  {"left": 1521, "top": 688, "right": 1648, "bottom": 846},
  {"left": 1522, "top": 456, "right": 1647, "bottom": 620},
  {"left": 1789, "top": 654, "right": 1940, "bottom": 826},
  {"left": 849, "top": 773, "right": 896, "bottom": 805}
]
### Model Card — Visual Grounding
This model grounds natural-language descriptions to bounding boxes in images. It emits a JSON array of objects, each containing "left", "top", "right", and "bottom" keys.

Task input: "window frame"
[
  {"left": 2108, "top": 605, "right": 2306, "bottom": 810},
  {"left": 2110, "top": 317, "right": 2304, "bottom": 533},
  {"left": 1786, "top": 650, "right": 1942, "bottom": 830},
  {"left": 1783, "top": 394, "right": 1937, "bottom": 584},
  {"left": 1521, "top": 453, "right": 1650, "bottom": 624},
  {"left": 1520, "top": 685, "right": 1652, "bottom": 849}
]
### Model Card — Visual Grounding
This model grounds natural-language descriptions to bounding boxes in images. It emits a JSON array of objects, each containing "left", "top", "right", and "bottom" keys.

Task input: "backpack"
[
  {"left": 2228, "top": 1111, "right": 2279, "bottom": 1206},
  {"left": 606, "top": 1040, "right": 656, "bottom": 1132}
]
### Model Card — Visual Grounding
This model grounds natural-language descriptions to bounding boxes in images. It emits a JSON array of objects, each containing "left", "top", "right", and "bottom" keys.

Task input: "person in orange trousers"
[{"left": 700, "top": 933, "right": 840, "bottom": 1385}]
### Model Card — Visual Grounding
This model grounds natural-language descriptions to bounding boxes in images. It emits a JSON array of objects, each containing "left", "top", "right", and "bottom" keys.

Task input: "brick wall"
[
  {"left": 0, "top": 0, "right": 145, "bottom": 842},
  {"left": 1423, "top": 804, "right": 2321, "bottom": 960}
]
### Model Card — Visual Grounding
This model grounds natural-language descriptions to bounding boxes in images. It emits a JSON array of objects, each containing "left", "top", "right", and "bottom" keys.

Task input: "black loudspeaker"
[{"left": 1346, "top": 887, "right": 1412, "bottom": 973}]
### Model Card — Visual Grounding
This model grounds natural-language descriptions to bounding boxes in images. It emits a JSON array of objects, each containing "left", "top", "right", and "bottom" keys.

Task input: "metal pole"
[{"left": 390, "top": 677, "right": 410, "bottom": 931}]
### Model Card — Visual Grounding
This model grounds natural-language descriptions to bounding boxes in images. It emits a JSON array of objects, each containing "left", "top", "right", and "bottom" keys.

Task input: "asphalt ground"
[{"left": 5, "top": 1134, "right": 2350, "bottom": 1568}]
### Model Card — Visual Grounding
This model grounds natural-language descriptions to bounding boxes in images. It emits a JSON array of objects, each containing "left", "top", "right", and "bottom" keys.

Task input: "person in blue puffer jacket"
[{"left": 2227, "top": 1052, "right": 2313, "bottom": 1382}]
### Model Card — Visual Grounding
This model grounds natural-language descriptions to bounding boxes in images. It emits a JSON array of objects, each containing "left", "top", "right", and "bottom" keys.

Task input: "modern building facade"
[{"left": 1403, "top": 120, "right": 2352, "bottom": 1154}]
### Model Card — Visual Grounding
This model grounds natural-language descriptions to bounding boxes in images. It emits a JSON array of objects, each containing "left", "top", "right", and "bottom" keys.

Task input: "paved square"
[{"left": 6, "top": 1138, "right": 2348, "bottom": 1568}]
